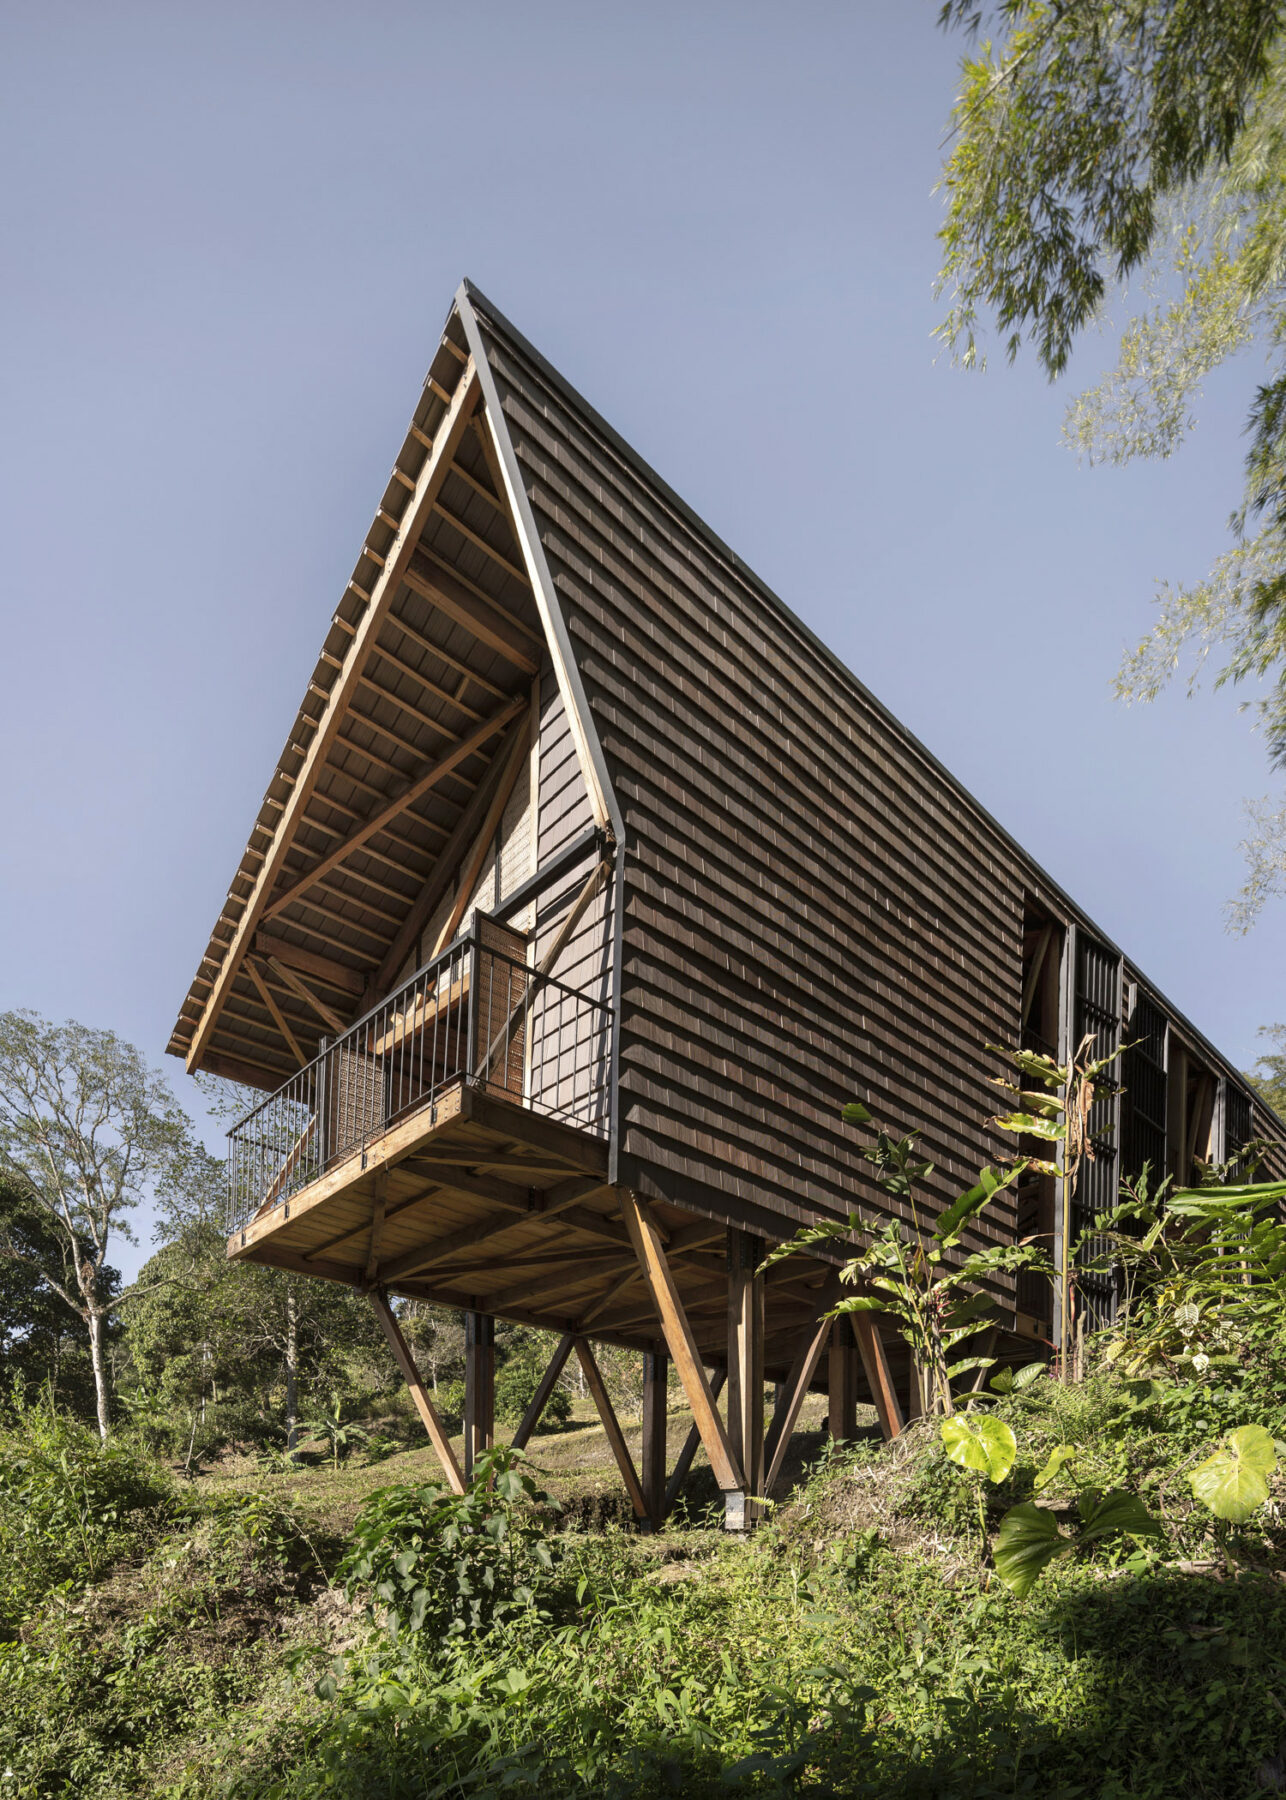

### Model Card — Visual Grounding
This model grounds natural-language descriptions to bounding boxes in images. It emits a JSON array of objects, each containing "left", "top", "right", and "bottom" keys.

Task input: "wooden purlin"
[{"left": 184, "top": 360, "right": 486, "bottom": 1073}]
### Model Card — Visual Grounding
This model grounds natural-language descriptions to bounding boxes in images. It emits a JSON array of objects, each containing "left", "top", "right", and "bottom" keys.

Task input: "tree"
[
  {"left": 937, "top": 2, "right": 1286, "bottom": 921},
  {"left": 0, "top": 1175, "right": 108, "bottom": 1414},
  {"left": 0, "top": 1011, "right": 203, "bottom": 1439},
  {"left": 1248, "top": 1021, "right": 1286, "bottom": 1113}
]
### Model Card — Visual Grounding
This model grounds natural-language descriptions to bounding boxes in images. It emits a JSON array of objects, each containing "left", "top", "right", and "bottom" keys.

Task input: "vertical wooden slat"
[
  {"left": 368, "top": 1289, "right": 464, "bottom": 1494},
  {"left": 641, "top": 1350, "right": 669, "bottom": 1527},
  {"left": 828, "top": 1316, "right": 859, "bottom": 1443},
  {"left": 726, "top": 1229, "right": 765, "bottom": 1515}
]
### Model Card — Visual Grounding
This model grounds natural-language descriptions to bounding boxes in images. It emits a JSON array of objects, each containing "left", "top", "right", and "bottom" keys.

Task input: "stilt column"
[
  {"left": 464, "top": 1311, "right": 495, "bottom": 1481},
  {"left": 828, "top": 1316, "right": 859, "bottom": 1443},
  {"left": 726, "top": 1229, "right": 765, "bottom": 1524},
  {"left": 641, "top": 1350, "right": 669, "bottom": 1528}
]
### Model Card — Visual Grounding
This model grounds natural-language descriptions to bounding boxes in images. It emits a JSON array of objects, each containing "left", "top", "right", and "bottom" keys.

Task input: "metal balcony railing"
[{"left": 225, "top": 914, "right": 612, "bottom": 1236}]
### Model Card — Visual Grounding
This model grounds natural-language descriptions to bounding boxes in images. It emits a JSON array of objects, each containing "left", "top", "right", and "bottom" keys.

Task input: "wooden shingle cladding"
[
  {"left": 470, "top": 297, "right": 1025, "bottom": 1261},
  {"left": 174, "top": 279, "right": 1283, "bottom": 1372},
  {"left": 460, "top": 281, "right": 1283, "bottom": 1251}
]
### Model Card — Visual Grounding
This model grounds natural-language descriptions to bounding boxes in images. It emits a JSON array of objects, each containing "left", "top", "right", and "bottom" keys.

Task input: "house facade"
[{"left": 170, "top": 281, "right": 1284, "bottom": 1525}]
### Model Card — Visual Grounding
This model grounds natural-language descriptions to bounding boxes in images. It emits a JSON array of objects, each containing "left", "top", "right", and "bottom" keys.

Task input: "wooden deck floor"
[{"left": 226, "top": 1081, "right": 857, "bottom": 1376}]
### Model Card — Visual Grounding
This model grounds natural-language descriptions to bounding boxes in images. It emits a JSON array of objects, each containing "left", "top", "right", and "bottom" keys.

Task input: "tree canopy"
[{"left": 938, "top": 2, "right": 1286, "bottom": 922}]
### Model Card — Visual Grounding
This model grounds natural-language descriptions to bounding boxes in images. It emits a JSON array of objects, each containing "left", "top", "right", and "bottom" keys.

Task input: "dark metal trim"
[{"left": 493, "top": 826, "right": 606, "bottom": 926}]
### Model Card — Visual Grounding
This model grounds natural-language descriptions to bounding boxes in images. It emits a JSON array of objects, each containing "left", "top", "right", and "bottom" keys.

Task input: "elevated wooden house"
[{"left": 171, "top": 281, "right": 1284, "bottom": 1526}]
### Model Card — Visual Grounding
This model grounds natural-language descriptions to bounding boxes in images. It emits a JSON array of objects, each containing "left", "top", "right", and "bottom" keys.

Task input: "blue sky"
[{"left": 2, "top": 3, "right": 1281, "bottom": 1279}]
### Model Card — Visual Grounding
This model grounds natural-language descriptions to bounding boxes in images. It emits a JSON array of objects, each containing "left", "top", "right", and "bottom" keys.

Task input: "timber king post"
[{"left": 170, "top": 281, "right": 1286, "bottom": 1529}]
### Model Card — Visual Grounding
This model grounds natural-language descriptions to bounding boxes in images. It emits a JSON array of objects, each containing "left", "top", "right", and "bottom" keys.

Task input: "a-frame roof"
[
  {"left": 174, "top": 280, "right": 1275, "bottom": 1129},
  {"left": 169, "top": 290, "right": 613, "bottom": 1090}
]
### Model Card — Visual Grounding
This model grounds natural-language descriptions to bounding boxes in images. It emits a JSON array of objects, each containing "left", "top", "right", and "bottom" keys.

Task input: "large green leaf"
[
  {"left": 993, "top": 1502, "right": 1068, "bottom": 1597},
  {"left": 1078, "top": 1489, "right": 1163, "bottom": 1544},
  {"left": 841, "top": 1101, "right": 874, "bottom": 1126},
  {"left": 940, "top": 1415, "right": 1016, "bottom": 1483},
  {"left": 936, "top": 1164, "right": 1022, "bottom": 1246},
  {"left": 1033, "top": 1445, "right": 1076, "bottom": 1493},
  {"left": 991, "top": 1113, "right": 1063, "bottom": 1140},
  {"left": 1189, "top": 1424, "right": 1277, "bottom": 1522}
]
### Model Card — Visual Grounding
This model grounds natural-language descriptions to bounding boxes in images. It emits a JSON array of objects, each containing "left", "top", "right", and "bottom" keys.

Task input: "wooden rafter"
[
  {"left": 185, "top": 361, "right": 482, "bottom": 1073},
  {"left": 403, "top": 552, "right": 539, "bottom": 673},
  {"left": 355, "top": 672, "right": 462, "bottom": 744},
  {"left": 263, "top": 956, "right": 346, "bottom": 1034},
  {"left": 385, "top": 608, "right": 508, "bottom": 699},
  {"left": 263, "top": 695, "right": 526, "bottom": 925},
  {"left": 361, "top": 712, "right": 529, "bottom": 1006},
  {"left": 432, "top": 498, "right": 529, "bottom": 585},
  {"left": 253, "top": 933, "right": 364, "bottom": 997},
  {"left": 368, "top": 642, "right": 485, "bottom": 720},
  {"left": 430, "top": 723, "right": 533, "bottom": 957},
  {"left": 241, "top": 964, "right": 312, "bottom": 1064}
]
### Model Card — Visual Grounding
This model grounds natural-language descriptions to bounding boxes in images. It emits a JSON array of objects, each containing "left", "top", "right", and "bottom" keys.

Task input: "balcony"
[{"left": 225, "top": 914, "right": 612, "bottom": 1251}]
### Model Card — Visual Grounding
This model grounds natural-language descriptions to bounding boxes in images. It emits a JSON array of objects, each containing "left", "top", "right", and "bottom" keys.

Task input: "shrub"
[
  {"left": 0, "top": 1388, "right": 174, "bottom": 1628},
  {"left": 433, "top": 1377, "right": 466, "bottom": 1432},
  {"left": 495, "top": 1353, "right": 573, "bottom": 1429},
  {"left": 339, "top": 1446, "right": 564, "bottom": 1641}
]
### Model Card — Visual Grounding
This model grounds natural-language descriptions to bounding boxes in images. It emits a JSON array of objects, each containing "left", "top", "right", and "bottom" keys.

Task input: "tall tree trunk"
[
  {"left": 87, "top": 1306, "right": 110, "bottom": 1442},
  {"left": 284, "top": 1285, "right": 299, "bottom": 1459}
]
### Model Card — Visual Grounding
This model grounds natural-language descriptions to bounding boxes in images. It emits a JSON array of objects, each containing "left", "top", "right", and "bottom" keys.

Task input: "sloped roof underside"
[{"left": 169, "top": 308, "right": 547, "bottom": 1090}]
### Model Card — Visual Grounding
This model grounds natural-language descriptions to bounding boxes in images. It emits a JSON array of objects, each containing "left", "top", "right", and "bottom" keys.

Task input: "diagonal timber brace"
[
  {"left": 368, "top": 1288, "right": 464, "bottom": 1493},
  {"left": 616, "top": 1189, "right": 743, "bottom": 1498}
]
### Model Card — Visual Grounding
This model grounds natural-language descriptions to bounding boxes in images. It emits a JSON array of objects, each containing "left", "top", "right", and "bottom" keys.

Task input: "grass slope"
[{"left": 6, "top": 1377, "right": 1286, "bottom": 1799}]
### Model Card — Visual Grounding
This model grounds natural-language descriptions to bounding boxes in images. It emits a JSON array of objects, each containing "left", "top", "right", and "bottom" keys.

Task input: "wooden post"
[
  {"left": 464, "top": 1311, "right": 495, "bottom": 1481},
  {"left": 368, "top": 1289, "right": 464, "bottom": 1494},
  {"left": 661, "top": 1366, "right": 725, "bottom": 1521},
  {"left": 828, "top": 1316, "right": 859, "bottom": 1443},
  {"left": 574, "top": 1337, "right": 648, "bottom": 1520},
  {"left": 616, "top": 1190, "right": 744, "bottom": 1499},
  {"left": 641, "top": 1350, "right": 669, "bottom": 1528},
  {"left": 852, "top": 1312, "right": 904, "bottom": 1441},
  {"left": 726, "top": 1229, "right": 765, "bottom": 1524},
  {"left": 904, "top": 1351, "right": 922, "bottom": 1422},
  {"left": 511, "top": 1332, "right": 574, "bottom": 1451}
]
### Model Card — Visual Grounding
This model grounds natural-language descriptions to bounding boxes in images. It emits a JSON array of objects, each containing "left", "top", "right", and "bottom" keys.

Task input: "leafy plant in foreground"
[
  {"left": 1190, "top": 1423, "right": 1279, "bottom": 1523},
  {"left": 993, "top": 1486, "right": 1164, "bottom": 1598},
  {"left": 339, "top": 1445, "right": 564, "bottom": 1644},
  {"left": 989, "top": 1034, "right": 1125, "bottom": 1376},
  {"left": 763, "top": 1102, "right": 1040, "bottom": 1415},
  {"left": 940, "top": 1413, "right": 1016, "bottom": 1541},
  {"left": 1093, "top": 1172, "right": 1286, "bottom": 1377}
]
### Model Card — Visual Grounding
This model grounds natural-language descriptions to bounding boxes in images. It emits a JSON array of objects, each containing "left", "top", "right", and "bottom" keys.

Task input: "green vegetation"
[
  {"left": 7, "top": 1345, "right": 1286, "bottom": 1799},
  {"left": 936, "top": 3, "right": 1286, "bottom": 923}
]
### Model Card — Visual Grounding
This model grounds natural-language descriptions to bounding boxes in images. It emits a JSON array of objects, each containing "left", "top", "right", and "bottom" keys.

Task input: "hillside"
[{"left": 6, "top": 1367, "right": 1286, "bottom": 1800}]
